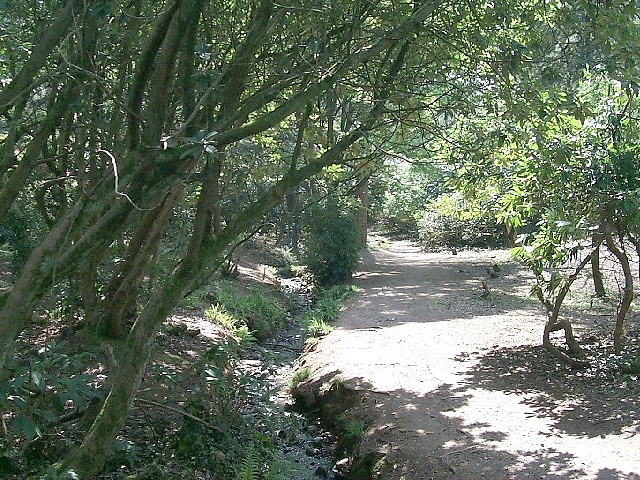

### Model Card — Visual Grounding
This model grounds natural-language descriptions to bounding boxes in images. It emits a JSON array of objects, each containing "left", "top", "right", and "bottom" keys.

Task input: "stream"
[{"left": 239, "top": 275, "right": 342, "bottom": 479}]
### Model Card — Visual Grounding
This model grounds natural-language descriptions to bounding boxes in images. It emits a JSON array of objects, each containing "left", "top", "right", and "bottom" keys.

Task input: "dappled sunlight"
[
  {"left": 353, "top": 269, "right": 402, "bottom": 281},
  {"left": 299, "top": 241, "right": 640, "bottom": 478}
]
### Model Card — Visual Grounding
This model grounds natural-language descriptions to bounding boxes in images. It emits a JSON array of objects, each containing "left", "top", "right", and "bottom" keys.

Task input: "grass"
[
  {"left": 289, "top": 367, "right": 312, "bottom": 389},
  {"left": 344, "top": 419, "right": 366, "bottom": 441},
  {"left": 300, "top": 284, "right": 358, "bottom": 340}
]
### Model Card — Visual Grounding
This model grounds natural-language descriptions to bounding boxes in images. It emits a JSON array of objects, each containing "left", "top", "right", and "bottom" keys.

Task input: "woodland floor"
[
  {"left": 295, "top": 236, "right": 640, "bottom": 480},
  {"left": 4, "top": 237, "right": 640, "bottom": 479}
]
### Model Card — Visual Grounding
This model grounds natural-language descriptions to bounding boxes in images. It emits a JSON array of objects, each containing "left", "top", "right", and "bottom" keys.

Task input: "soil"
[{"left": 294, "top": 236, "right": 640, "bottom": 480}]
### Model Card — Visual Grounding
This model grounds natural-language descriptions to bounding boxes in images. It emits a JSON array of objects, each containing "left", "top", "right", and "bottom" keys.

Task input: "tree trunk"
[
  {"left": 354, "top": 173, "right": 370, "bottom": 245},
  {"left": 283, "top": 104, "right": 312, "bottom": 254},
  {"left": 534, "top": 248, "right": 597, "bottom": 369},
  {"left": 591, "top": 235, "right": 606, "bottom": 297},
  {"left": 55, "top": 265, "right": 194, "bottom": 478},
  {"left": 604, "top": 228, "right": 633, "bottom": 354},
  {"left": 542, "top": 318, "right": 589, "bottom": 368}
]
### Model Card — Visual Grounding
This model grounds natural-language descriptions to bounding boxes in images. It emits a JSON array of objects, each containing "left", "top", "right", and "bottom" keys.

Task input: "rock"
[
  {"left": 333, "top": 457, "right": 350, "bottom": 475},
  {"left": 306, "top": 446, "right": 320, "bottom": 456}
]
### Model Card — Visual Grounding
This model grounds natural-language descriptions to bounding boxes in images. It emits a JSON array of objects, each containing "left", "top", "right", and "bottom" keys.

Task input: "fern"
[
  {"left": 264, "top": 455, "right": 295, "bottom": 480},
  {"left": 234, "top": 443, "right": 260, "bottom": 480}
]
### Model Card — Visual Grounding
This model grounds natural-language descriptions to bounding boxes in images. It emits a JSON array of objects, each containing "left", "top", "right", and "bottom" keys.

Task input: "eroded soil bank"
[{"left": 294, "top": 238, "right": 640, "bottom": 480}]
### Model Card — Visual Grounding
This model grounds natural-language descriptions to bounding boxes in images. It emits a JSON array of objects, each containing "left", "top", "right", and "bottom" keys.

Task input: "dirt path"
[{"left": 298, "top": 238, "right": 640, "bottom": 480}]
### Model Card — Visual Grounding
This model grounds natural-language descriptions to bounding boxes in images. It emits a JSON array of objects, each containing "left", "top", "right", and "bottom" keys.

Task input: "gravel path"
[{"left": 299, "top": 237, "right": 640, "bottom": 480}]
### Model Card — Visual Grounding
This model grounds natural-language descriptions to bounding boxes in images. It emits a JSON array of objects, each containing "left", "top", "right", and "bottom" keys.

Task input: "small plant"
[
  {"left": 301, "top": 314, "right": 332, "bottom": 338},
  {"left": 289, "top": 367, "right": 312, "bottom": 389},
  {"left": 213, "top": 283, "right": 286, "bottom": 340},
  {"left": 234, "top": 443, "right": 260, "bottom": 480},
  {"left": 343, "top": 419, "right": 366, "bottom": 447},
  {"left": 205, "top": 304, "right": 238, "bottom": 331},
  {"left": 300, "top": 284, "right": 357, "bottom": 339}
]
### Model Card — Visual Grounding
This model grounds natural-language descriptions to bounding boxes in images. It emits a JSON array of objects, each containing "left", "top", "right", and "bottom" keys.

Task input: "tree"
[
  {"left": 443, "top": 0, "right": 640, "bottom": 366},
  {"left": 0, "top": 1, "right": 462, "bottom": 476}
]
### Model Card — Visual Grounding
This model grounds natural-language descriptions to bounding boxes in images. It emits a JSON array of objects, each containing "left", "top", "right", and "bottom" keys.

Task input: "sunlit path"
[{"left": 300, "top": 238, "right": 640, "bottom": 480}]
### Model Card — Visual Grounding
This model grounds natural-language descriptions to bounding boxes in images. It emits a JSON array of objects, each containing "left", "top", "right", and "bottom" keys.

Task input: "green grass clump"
[
  {"left": 300, "top": 284, "right": 358, "bottom": 340},
  {"left": 212, "top": 283, "right": 286, "bottom": 341},
  {"left": 289, "top": 367, "right": 312, "bottom": 389}
]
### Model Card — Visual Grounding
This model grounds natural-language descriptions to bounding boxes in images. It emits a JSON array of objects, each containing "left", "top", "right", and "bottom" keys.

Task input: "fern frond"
[{"left": 234, "top": 443, "right": 260, "bottom": 480}]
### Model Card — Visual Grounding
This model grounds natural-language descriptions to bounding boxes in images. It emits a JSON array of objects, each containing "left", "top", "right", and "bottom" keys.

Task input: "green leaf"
[
  {"left": 11, "top": 413, "right": 41, "bottom": 440},
  {"left": 31, "top": 370, "right": 44, "bottom": 391}
]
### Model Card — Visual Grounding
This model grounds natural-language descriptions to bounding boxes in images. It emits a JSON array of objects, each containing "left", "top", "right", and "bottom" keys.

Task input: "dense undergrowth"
[{"left": 0, "top": 238, "right": 356, "bottom": 480}]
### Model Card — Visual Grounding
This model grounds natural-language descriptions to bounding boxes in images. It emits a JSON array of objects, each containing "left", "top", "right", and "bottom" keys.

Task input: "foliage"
[
  {"left": 418, "top": 192, "right": 507, "bottom": 251},
  {"left": 0, "top": 207, "right": 37, "bottom": 271},
  {"left": 210, "top": 282, "right": 286, "bottom": 341},
  {"left": 1, "top": 0, "right": 640, "bottom": 474},
  {"left": 0, "top": 341, "right": 102, "bottom": 475},
  {"left": 371, "top": 162, "right": 448, "bottom": 237},
  {"left": 0, "top": 340, "right": 102, "bottom": 443},
  {"left": 174, "top": 340, "right": 294, "bottom": 479},
  {"left": 36, "top": 466, "right": 79, "bottom": 480},
  {"left": 303, "top": 196, "right": 364, "bottom": 286},
  {"left": 289, "top": 367, "right": 312, "bottom": 389},
  {"left": 299, "top": 284, "right": 357, "bottom": 339}
]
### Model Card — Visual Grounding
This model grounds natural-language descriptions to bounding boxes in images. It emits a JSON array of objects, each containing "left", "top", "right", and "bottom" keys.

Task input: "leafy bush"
[
  {"left": 174, "top": 340, "right": 296, "bottom": 479},
  {"left": 0, "top": 341, "right": 102, "bottom": 475},
  {"left": 0, "top": 341, "right": 102, "bottom": 443},
  {"left": 211, "top": 283, "right": 286, "bottom": 341},
  {"left": 418, "top": 192, "right": 507, "bottom": 250},
  {"left": 303, "top": 197, "right": 363, "bottom": 286}
]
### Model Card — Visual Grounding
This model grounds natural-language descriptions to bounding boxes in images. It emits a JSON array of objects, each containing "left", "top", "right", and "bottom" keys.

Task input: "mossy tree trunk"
[
  {"left": 590, "top": 234, "right": 607, "bottom": 297},
  {"left": 604, "top": 225, "right": 633, "bottom": 354}
]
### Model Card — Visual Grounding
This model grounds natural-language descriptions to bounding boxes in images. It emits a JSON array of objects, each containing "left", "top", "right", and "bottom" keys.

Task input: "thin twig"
[
  {"left": 134, "top": 398, "right": 222, "bottom": 433},
  {"left": 98, "top": 149, "right": 148, "bottom": 211}
]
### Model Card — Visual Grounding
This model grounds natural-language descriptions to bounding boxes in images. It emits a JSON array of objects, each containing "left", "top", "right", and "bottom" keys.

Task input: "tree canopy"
[{"left": 0, "top": 0, "right": 639, "bottom": 477}]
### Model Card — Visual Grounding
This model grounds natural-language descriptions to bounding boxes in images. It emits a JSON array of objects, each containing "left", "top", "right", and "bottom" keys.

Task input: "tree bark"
[
  {"left": 591, "top": 234, "right": 606, "bottom": 297},
  {"left": 604, "top": 228, "right": 633, "bottom": 354}
]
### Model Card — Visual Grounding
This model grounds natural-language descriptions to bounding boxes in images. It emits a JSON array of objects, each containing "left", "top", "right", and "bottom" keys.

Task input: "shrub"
[
  {"left": 289, "top": 367, "right": 312, "bottom": 389},
  {"left": 212, "top": 283, "right": 286, "bottom": 340},
  {"left": 417, "top": 192, "right": 507, "bottom": 250},
  {"left": 303, "top": 197, "right": 363, "bottom": 286},
  {"left": 300, "top": 285, "right": 357, "bottom": 339}
]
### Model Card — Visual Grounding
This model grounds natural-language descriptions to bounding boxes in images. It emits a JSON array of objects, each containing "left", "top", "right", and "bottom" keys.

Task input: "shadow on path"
[{"left": 300, "top": 240, "right": 640, "bottom": 479}]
